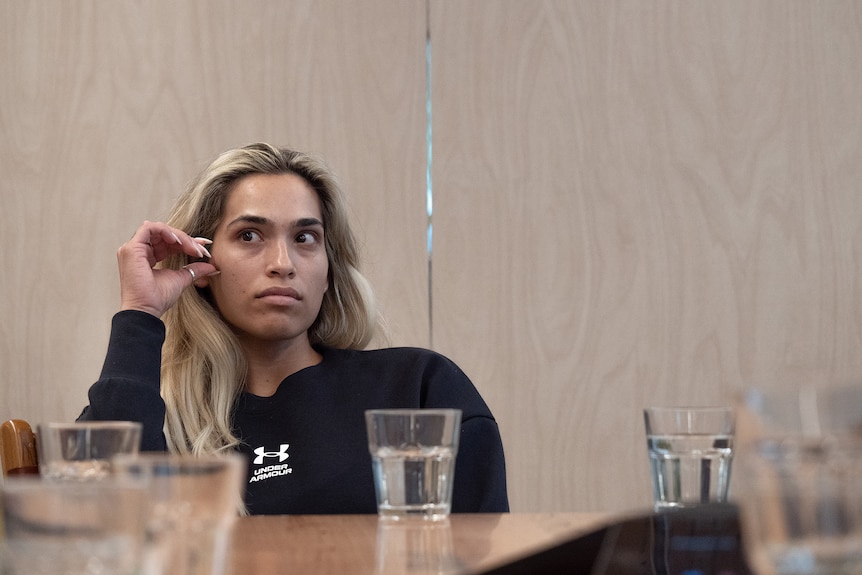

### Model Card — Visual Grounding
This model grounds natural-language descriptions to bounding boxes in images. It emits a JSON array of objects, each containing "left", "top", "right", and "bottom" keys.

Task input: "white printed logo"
[{"left": 253, "top": 444, "right": 290, "bottom": 464}]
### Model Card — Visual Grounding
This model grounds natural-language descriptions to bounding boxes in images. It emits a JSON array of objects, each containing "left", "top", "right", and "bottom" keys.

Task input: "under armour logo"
[{"left": 253, "top": 444, "right": 290, "bottom": 464}]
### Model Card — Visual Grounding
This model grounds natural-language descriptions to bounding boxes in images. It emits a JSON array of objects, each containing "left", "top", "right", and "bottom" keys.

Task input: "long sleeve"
[
  {"left": 417, "top": 350, "right": 510, "bottom": 512},
  {"left": 77, "top": 310, "right": 169, "bottom": 451},
  {"left": 452, "top": 415, "right": 509, "bottom": 512}
]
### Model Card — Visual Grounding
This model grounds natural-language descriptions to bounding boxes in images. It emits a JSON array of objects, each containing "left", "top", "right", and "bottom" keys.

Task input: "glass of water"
[
  {"left": 738, "top": 385, "right": 862, "bottom": 575},
  {"left": 365, "top": 409, "right": 461, "bottom": 521},
  {"left": 643, "top": 406, "right": 736, "bottom": 510},
  {"left": 37, "top": 421, "right": 142, "bottom": 481},
  {"left": 1, "top": 476, "right": 147, "bottom": 575},
  {"left": 111, "top": 453, "right": 246, "bottom": 575}
]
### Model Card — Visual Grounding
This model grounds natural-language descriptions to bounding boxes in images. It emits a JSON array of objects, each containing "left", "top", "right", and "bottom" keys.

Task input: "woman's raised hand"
[{"left": 117, "top": 221, "right": 217, "bottom": 318}]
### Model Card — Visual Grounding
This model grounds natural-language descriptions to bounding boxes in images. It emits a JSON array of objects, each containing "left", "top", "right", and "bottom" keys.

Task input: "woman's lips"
[{"left": 256, "top": 286, "right": 302, "bottom": 304}]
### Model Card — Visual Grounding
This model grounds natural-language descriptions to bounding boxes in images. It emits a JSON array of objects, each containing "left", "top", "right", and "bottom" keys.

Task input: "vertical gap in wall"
[{"left": 425, "top": 0, "right": 434, "bottom": 349}]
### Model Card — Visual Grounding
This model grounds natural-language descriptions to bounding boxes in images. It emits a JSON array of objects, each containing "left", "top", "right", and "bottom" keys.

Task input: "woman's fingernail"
[
  {"left": 171, "top": 232, "right": 182, "bottom": 245},
  {"left": 191, "top": 237, "right": 212, "bottom": 258},
  {"left": 206, "top": 270, "right": 221, "bottom": 277}
]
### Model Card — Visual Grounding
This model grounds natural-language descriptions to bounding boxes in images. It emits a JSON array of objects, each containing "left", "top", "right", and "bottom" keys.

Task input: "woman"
[{"left": 79, "top": 143, "right": 509, "bottom": 515}]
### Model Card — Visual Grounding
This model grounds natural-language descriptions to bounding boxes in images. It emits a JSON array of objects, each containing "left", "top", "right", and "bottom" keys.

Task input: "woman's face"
[{"left": 203, "top": 173, "right": 329, "bottom": 348}]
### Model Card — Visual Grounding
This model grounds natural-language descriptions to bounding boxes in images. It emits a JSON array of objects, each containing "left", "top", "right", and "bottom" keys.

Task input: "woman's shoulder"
[
  {"left": 310, "top": 346, "right": 495, "bottom": 417},
  {"left": 321, "top": 346, "right": 463, "bottom": 372}
]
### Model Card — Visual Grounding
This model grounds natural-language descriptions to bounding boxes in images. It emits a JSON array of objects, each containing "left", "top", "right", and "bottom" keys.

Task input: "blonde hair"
[{"left": 159, "top": 143, "right": 379, "bottom": 455}]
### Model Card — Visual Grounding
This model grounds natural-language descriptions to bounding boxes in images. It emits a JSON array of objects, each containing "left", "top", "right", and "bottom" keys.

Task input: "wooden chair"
[{"left": 0, "top": 419, "right": 39, "bottom": 476}]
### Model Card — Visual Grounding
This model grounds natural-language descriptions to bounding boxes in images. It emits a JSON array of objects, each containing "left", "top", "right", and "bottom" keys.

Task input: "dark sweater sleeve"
[
  {"left": 418, "top": 351, "right": 510, "bottom": 513},
  {"left": 452, "top": 415, "right": 510, "bottom": 512},
  {"left": 76, "top": 310, "right": 169, "bottom": 451}
]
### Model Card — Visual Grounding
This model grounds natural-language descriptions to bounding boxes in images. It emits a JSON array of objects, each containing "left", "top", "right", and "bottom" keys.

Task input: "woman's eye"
[
  {"left": 296, "top": 232, "right": 319, "bottom": 244},
  {"left": 239, "top": 230, "right": 261, "bottom": 242}
]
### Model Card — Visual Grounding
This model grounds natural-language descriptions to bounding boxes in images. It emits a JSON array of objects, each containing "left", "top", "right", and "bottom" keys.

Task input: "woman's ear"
[{"left": 194, "top": 269, "right": 220, "bottom": 289}]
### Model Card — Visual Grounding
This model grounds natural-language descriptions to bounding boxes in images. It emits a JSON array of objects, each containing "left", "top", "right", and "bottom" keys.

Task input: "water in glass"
[
  {"left": 371, "top": 445, "right": 455, "bottom": 520},
  {"left": 647, "top": 433, "right": 733, "bottom": 509}
]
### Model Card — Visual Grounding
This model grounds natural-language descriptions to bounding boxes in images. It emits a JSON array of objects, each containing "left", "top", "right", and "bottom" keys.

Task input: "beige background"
[{"left": 2, "top": 1, "right": 861, "bottom": 513}]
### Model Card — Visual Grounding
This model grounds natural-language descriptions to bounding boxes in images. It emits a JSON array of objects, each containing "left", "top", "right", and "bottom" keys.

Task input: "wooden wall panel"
[
  {"left": 4, "top": 0, "right": 861, "bottom": 517},
  {"left": 431, "top": 1, "right": 862, "bottom": 512},
  {"left": 0, "top": 1, "right": 428, "bottom": 424}
]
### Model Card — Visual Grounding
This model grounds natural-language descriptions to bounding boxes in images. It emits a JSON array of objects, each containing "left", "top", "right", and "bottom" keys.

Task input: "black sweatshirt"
[{"left": 78, "top": 311, "right": 509, "bottom": 515}]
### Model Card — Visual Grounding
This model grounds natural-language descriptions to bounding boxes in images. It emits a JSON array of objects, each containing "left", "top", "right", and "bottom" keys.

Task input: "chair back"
[{"left": 1, "top": 419, "right": 39, "bottom": 476}]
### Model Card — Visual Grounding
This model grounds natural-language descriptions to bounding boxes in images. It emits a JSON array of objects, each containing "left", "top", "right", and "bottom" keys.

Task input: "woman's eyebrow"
[
  {"left": 296, "top": 217, "right": 324, "bottom": 228},
  {"left": 226, "top": 214, "right": 270, "bottom": 227},
  {"left": 225, "top": 215, "right": 323, "bottom": 229}
]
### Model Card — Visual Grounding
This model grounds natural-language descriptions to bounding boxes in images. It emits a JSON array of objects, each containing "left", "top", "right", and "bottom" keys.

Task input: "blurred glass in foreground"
[
  {"left": 0, "top": 476, "right": 147, "bottom": 575},
  {"left": 112, "top": 452, "right": 245, "bottom": 575},
  {"left": 738, "top": 385, "right": 862, "bottom": 575}
]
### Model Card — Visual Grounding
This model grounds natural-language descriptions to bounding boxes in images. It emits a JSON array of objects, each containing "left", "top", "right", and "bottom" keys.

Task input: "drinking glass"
[
  {"left": 365, "top": 409, "right": 461, "bottom": 521},
  {"left": 738, "top": 385, "right": 862, "bottom": 575},
  {"left": 0, "top": 476, "right": 147, "bottom": 575},
  {"left": 112, "top": 452, "right": 246, "bottom": 575},
  {"left": 644, "top": 406, "right": 736, "bottom": 510},
  {"left": 37, "top": 421, "right": 142, "bottom": 481}
]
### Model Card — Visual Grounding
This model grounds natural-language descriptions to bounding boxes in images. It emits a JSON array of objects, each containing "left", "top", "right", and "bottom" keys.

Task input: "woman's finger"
[
  {"left": 118, "top": 222, "right": 215, "bottom": 317},
  {"left": 181, "top": 263, "right": 219, "bottom": 286},
  {"left": 140, "top": 222, "right": 212, "bottom": 262}
]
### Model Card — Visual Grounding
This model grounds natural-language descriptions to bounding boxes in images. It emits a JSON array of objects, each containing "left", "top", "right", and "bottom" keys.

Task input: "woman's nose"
[{"left": 267, "top": 240, "right": 296, "bottom": 276}]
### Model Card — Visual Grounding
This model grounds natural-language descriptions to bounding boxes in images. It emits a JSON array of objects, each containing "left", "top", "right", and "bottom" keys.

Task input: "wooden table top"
[{"left": 227, "top": 512, "right": 612, "bottom": 574}]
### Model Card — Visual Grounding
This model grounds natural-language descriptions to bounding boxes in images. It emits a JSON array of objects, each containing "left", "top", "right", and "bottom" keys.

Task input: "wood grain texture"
[
  {"left": 430, "top": 1, "right": 862, "bottom": 512},
  {"left": 0, "top": 0, "right": 428, "bottom": 424},
  {"left": 228, "top": 512, "right": 611, "bottom": 574},
  {"left": 3, "top": 0, "right": 861, "bottom": 517}
]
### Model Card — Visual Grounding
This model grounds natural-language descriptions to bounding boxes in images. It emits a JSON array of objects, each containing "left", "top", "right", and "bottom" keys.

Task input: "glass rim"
[
  {"left": 644, "top": 405, "right": 736, "bottom": 435},
  {"left": 643, "top": 406, "right": 735, "bottom": 414},
  {"left": 364, "top": 408, "right": 462, "bottom": 417},
  {"left": 38, "top": 421, "right": 143, "bottom": 430}
]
